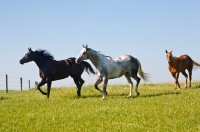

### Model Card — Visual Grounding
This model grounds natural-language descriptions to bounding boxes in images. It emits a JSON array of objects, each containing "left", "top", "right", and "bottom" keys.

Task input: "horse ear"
[
  {"left": 170, "top": 50, "right": 172, "bottom": 54},
  {"left": 165, "top": 50, "right": 168, "bottom": 53},
  {"left": 86, "top": 44, "right": 88, "bottom": 49},
  {"left": 83, "top": 45, "right": 85, "bottom": 48},
  {"left": 28, "top": 48, "right": 32, "bottom": 51}
]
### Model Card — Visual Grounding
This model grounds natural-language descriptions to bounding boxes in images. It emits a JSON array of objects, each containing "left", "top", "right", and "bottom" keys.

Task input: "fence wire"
[{"left": 0, "top": 74, "right": 36, "bottom": 91}]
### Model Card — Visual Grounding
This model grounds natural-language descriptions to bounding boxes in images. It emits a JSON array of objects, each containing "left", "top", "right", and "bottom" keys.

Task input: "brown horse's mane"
[
  {"left": 171, "top": 56, "right": 178, "bottom": 65},
  {"left": 35, "top": 49, "right": 55, "bottom": 60},
  {"left": 170, "top": 55, "right": 190, "bottom": 67}
]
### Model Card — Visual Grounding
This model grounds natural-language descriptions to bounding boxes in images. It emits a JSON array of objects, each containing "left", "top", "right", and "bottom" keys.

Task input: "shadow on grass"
[
  {"left": 86, "top": 92, "right": 181, "bottom": 98},
  {"left": 139, "top": 91, "right": 181, "bottom": 98},
  {"left": 78, "top": 94, "right": 103, "bottom": 99},
  {"left": 70, "top": 91, "right": 181, "bottom": 99},
  {"left": 185, "top": 84, "right": 200, "bottom": 89},
  {"left": 0, "top": 96, "right": 10, "bottom": 101},
  {"left": 195, "top": 84, "right": 200, "bottom": 89}
]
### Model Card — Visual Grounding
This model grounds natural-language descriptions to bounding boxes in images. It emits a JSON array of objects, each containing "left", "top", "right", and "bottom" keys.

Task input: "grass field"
[{"left": 0, "top": 82, "right": 200, "bottom": 132}]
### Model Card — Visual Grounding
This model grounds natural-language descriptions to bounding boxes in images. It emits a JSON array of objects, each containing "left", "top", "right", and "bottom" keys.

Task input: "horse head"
[
  {"left": 75, "top": 44, "right": 89, "bottom": 64},
  {"left": 19, "top": 48, "right": 35, "bottom": 65},
  {"left": 166, "top": 50, "right": 173, "bottom": 64}
]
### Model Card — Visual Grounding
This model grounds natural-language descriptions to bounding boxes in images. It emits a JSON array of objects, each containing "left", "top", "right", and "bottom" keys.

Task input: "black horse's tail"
[{"left": 81, "top": 61, "right": 95, "bottom": 75}]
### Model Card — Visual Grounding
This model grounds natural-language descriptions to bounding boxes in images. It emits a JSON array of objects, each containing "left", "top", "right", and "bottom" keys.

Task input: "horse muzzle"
[{"left": 19, "top": 60, "right": 24, "bottom": 65}]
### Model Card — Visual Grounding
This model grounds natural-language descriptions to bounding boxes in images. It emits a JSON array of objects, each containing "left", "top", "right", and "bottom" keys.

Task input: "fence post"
[
  {"left": 6, "top": 74, "right": 8, "bottom": 93},
  {"left": 29, "top": 80, "right": 30, "bottom": 90},
  {"left": 35, "top": 81, "right": 38, "bottom": 89},
  {"left": 20, "top": 77, "right": 22, "bottom": 91}
]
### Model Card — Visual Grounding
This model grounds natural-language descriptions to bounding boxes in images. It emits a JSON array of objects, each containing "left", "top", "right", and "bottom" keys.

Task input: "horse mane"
[
  {"left": 88, "top": 48, "right": 111, "bottom": 58},
  {"left": 35, "top": 49, "right": 55, "bottom": 60}
]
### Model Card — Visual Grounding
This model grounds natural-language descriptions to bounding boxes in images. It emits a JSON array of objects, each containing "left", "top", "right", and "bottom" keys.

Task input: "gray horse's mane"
[{"left": 88, "top": 48, "right": 111, "bottom": 58}]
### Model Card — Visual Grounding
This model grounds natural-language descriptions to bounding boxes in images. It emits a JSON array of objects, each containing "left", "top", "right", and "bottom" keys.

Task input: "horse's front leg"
[
  {"left": 175, "top": 72, "right": 180, "bottom": 90},
  {"left": 102, "top": 77, "right": 108, "bottom": 100},
  {"left": 94, "top": 77, "right": 103, "bottom": 93},
  {"left": 37, "top": 80, "right": 47, "bottom": 95},
  {"left": 46, "top": 78, "right": 52, "bottom": 98},
  {"left": 171, "top": 73, "right": 178, "bottom": 90}
]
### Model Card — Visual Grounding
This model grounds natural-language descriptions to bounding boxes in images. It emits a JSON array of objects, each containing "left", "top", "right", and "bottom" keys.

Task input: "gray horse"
[{"left": 75, "top": 45, "right": 150, "bottom": 100}]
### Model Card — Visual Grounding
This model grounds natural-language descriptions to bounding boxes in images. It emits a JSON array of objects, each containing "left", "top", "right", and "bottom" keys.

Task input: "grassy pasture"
[{"left": 0, "top": 82, "right": 200, "bottom": 132}]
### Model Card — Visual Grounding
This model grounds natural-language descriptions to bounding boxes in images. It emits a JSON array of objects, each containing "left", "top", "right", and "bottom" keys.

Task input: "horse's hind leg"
[
  {"left": 124, "top": 73, "right": 133, "bottom": 97},
  {"left": 94, "top": 77, "right": 103, "bottom": 93},
  {"left": 73, "top": 77, "right": 84, "bottom": 97},
  {"left": 77, "top": 77, "right": 85, "bottom": 97},
  {"left": 131, "top": 73, "right": 141, "bottom": 96},
  {"left": 181, "top": 71, "right": 188, "bottom": 88},
  {"left": 188, "top": 69, "right": 192, "bottom": 87}
]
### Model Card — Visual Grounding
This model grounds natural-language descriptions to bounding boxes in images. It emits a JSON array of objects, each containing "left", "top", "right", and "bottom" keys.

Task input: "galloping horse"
[
  {"left": 20, "top": 48, "right": 95, "bottom": 98},
  {"left": 75, "top": 45, "right": 150, "bottom": 100},
  {"left": 165, "top": 50, "right": 200, "bottom": 89}
]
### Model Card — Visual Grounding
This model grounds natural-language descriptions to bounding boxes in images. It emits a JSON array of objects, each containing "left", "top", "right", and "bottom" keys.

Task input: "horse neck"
[
  {"left": 88, "top": 50, "right": 104, "bottom": 68},
  {"left": 33, "top": 54, "right": 49, "bottom": 69},
  {"left": 170, "top": 56, "right": 178, "bottom": 67}
]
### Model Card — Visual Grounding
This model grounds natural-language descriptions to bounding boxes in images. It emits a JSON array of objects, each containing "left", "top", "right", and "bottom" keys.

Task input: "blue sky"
[{"left": 0, "top": 1, "right": 200, "bottom": 89}]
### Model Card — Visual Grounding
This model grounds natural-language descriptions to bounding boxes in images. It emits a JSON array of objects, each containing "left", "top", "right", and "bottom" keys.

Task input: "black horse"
[{"left": 20, "top": 48, "right": 95, "bottom": 98}]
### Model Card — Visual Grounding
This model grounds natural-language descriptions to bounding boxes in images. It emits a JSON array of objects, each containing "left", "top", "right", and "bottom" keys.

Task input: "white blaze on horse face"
[
  {"left": 166, "top": 53, "right": 170, "bottom": 62},
  {"left": 76, "top": 48, "right": 87, "bottom": 62},
  {"left": 166, "top": 51, "right": 173, "bottom": 63},
  {"left": 167, "top": 54, "right": 173, "bottom": 63}
]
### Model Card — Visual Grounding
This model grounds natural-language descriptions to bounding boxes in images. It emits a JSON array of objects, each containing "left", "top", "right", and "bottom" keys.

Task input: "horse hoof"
[
  {"left": 127, "top": 95, "right": 132, "bottom": 98},
  {"left": 101, "top": 98, "right": 106, "bottom": 100},
  {"left": 136, "top": 92, "right": 140, "bottom": 96}
]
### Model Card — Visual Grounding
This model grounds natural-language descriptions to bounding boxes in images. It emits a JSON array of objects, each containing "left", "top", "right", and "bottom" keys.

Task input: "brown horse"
[
  {"left": 165, "top": 50, "right": 200, "bottom": 89},
  {"left": 20, "top": 48, "right": 95, "bottom": 98}
]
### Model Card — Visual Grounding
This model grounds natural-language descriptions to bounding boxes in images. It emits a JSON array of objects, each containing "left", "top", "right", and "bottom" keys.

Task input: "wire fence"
[{"left": 0, "top": 74, "right": 38, "bottom": 93}]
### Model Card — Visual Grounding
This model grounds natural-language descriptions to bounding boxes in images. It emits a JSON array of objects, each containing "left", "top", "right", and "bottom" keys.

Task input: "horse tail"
[
  {"left": 193, "top": 60, "right": 200, "bottom": 69},
  {"left": 81, "top": 61, "right": 96, "bottom": 75},
  {"left": 136, "top": 59, "right": 150, "bottom": 83}
]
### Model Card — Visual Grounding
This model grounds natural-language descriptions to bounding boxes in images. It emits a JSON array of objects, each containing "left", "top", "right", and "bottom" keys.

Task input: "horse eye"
[{"left": 83, "top": 52, "right": 86, "bottom": 55}]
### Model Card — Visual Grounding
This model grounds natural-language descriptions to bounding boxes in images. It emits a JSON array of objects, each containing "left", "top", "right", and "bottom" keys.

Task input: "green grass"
[{"left": 1, "top": 82, "right": 200, "bottom": 131}]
